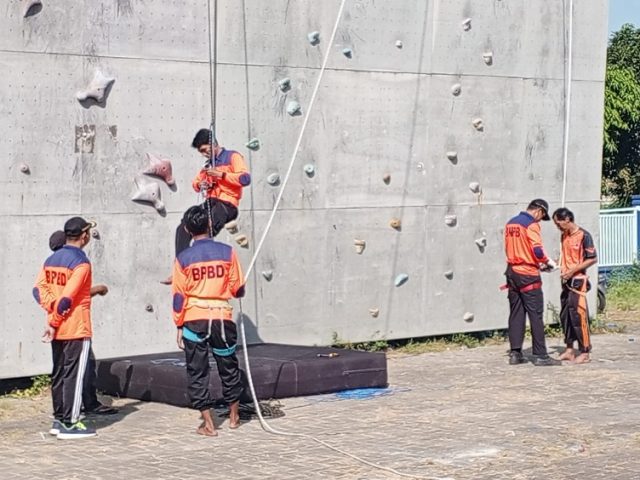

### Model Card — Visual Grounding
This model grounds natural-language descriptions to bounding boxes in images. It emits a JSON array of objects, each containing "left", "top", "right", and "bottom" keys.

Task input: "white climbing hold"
[
  {"left": 444, "top": 270, "right": 454, "bottom": 279},
  {"left": 483, "top": 51, "right": 493, "bottom": 65},
  {"left": 262, "top": 270, "right": 273, "bottom": 281},
  {"left": 462, "top": 18, "right": 472, "bottom": 31},
  {"left": 303, "top": 164, "right": 315, "bottom": 176},
  {"left": 382, "top": 173, "right": 391, "bottom": 184},
  {"left": 267, "top": 173, "right": 280, "bottom": 186},
  {"left": 131, "top": 176, "right": 164, "bottom": 212},
  {"left": 342, "top": 48, "right": 353, "bottom": 58},
  {"left": 225, "top": 220, "right": 239, "bottom": 234},
  {"left": 472, "top": 118, "right": 484, "bottom": 131},
  {"left": 307, "top": 31, "right": 320, "bottom": 46},
  {"left": 235, "top": 234, "right": 249, "bottom": 248},
  {"left": 475, "top": 237, "right": 487, "bottom": 248},
  {"left": 389, "top": 218, "right": 402, "bottom": 230},
  {"left": 19, "top": 163, "right": 30, "bottom": 174},
  {"left": 463, "top": 312, "right": 474, "bottom": 322},
  {"left": 394, "top": 273, "right": 409, "bottom": 287},
  {"left": 446, "top": 151, "right": 458, "bottom": 163},
  {"left": 369, "top": 308, "right": 380, "bottom": 318},
  {"left": 145, "top": 304, "right": 154, "bottom": 312},
  {"left": 246, "top": 138, "right": 260, "bottom": 151},
  {"left": 22, "top": 0, "right": 42, "bottom": 17},
  {"left": 354, "top": 239, "right": 366, "bottom": 254},
  {"left": 143, "top": 153, "right": 175, "bottom": 186},
  {"left": 286, "top": 100, "right": 302, "bottom": 116},
  {"left": 278, "top": 78, "right": 291, "bottom": 92},
  {"left": 469, "top": 182, "right": 481, "bottom": 194},
  {"left": 76, "top": 70, "right": 115, "bottom": 103},
  {"left": 444, "top": 215, "right": 457, "bottom": 227},
  {"left": 395, "top": 40, "right": 403, "bottom": 49},
  {"left": 451, "top": 83, "right": 462, "bottom": 96}
]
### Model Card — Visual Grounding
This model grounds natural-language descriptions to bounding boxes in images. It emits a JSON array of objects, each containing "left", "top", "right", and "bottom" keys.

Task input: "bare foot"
[
  {"left": 229, "top": 401, "right": 240, "bottom": 429},
  {"left": 558, "top": 348, "right": 575, "bottom": 361},
  {"left": 196, "top": 424, "right": 218, "bottom": 436},
  {"left": 229, "top": 417, "right": 240, "bottom": 429},
  {"left": 572, "top": 353, "right": 590, "bottom": 364}
]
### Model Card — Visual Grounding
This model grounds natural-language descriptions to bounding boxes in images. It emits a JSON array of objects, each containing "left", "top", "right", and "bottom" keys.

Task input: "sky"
[{"left": 609, "top": 0, "right": 640, "bottom": 32}]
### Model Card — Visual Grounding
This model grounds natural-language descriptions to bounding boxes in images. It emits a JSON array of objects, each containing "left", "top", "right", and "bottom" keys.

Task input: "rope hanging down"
[{"left": 205, "top": 0, "right": 219, "bottom": 235}]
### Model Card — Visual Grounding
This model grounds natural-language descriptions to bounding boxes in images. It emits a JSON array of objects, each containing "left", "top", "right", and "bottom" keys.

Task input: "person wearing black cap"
[{"left": 503, "top": 199, "right": 558, "bottom": 366}]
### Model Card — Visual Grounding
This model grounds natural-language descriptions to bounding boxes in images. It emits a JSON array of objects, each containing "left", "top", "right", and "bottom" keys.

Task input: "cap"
[
  {"left": 529, "top": 198, "right": 550, "bottom": 221},
  {"left": 49, "top": 230, "right": 67, "bottom": 251},
  {"left": 64, "top": 217, "right": 96, "bottom": 236}
]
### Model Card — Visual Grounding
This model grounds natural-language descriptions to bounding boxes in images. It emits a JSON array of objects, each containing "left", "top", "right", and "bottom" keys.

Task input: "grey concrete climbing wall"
[{"left": 0, "top": 0, "right": 608, "bottom": 377}]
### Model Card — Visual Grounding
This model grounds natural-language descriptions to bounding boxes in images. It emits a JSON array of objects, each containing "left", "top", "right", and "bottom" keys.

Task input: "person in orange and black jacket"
[
  {"left": 172, "top": 205, "right": 246, "bottom": 436},
  {"left": 33, "top": 217, "right": 99, "bottom": 439},
  {"left": 504, "top": 199, "right": 558, "bottom": 366},
  {"left": 552, "top": 208, "right": 598, "bottom": 365}
]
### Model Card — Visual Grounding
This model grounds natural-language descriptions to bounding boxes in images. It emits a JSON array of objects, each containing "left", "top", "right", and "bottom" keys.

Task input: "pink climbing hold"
[{"left": 143, "top": 153, "right": 175, "bottom": 186}]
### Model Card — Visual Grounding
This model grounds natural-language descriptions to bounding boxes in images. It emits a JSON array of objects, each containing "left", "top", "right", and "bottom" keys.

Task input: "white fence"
[{"left": 599, "top": 207, "right": 639, "bottom": 268}]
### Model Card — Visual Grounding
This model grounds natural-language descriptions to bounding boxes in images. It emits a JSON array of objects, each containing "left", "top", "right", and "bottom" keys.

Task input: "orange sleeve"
[
  {"left": 171, "top": 259, "right": 189, "bottom": 327},
  {"left": 51, "top": 263, "right": 91, "bottom": 328},
  {"left": 33, "top": 268, "right": 56, "bottom": 314},
  {"left": 221, "top": 152, "right": 251, "bottom": 188},
  {"left": 526, "top": 223, "right": 549, "bottom": 263},
  {"left": 192, "top": 170, "right": 207, "bottom": 193},
  {"left": 229, "top": 249, "right": 245, "bottom": 298}
]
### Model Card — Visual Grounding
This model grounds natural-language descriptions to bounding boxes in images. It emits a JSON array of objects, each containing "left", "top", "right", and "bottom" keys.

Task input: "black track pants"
[
  {"left": 51, "top": 338, "right": 91, "bottom": 424},
  {"left": 175, "top": 199, "right": 238, "bottom": 256}
]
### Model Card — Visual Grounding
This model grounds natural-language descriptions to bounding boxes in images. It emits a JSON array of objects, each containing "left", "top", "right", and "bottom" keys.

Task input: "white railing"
[{"left": 599, "top": 207, "right": 639, "bottom": 268}]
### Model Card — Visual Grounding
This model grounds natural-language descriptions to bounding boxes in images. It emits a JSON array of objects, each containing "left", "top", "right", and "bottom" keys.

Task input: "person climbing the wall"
[
  {"left": 171, "top": 204, "right": 246, "bottom": 436},
  {"left": 552, "top": 208, "right": 598, "bottom": 364},
  {"left": 161, "top": 128, "right": 251, "bottom": 284},
  {"left": 33, "top": 217, "right": 100, "bottom": 439},
  {"left": 503, "top": 199, "right": 558, "bottom": 366},
  {"left": 48, "top": 231, "right": 118, "bottom": 416}
]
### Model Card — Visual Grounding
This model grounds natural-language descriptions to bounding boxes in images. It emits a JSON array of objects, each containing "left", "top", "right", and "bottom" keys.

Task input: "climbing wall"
[{"left": 0, "top": 0, "right": 608, "bottom": 377}]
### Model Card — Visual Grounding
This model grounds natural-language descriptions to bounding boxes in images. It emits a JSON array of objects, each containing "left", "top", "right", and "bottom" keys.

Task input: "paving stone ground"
[{"left": 1, "top": 332, "right": 640, "bottom": 480}]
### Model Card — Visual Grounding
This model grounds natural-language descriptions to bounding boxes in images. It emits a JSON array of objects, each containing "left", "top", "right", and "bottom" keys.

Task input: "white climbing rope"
[
  {"left": 231, "top": 2, "right": 451, "bottom": 479},
  {"left": 560, "top": 0, "right": 574, "bottom": 208}
]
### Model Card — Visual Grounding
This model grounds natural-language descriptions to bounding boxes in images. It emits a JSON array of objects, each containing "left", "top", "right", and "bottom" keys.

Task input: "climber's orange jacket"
[{"left": 192, "top": 149, "right": 251, "bottom": 207}]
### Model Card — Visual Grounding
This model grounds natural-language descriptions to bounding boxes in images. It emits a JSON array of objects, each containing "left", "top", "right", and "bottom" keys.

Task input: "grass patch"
[
  {"left": 606, "top": 265, "right": 640, "bottom": 311},
  {"left": 1, "top": 375, "right": 51, "bottom": 399}
]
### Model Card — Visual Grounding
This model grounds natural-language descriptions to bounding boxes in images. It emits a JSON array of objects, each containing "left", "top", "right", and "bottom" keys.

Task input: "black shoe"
[
  {"left": 85, "top": 404, "right": 119, "bottom": 415},
  {"left": 532, "top": 355, "right": 559, "bottom": 366},
  {"left": 508, "top": 351, "right": 525, "bottom": 365}
]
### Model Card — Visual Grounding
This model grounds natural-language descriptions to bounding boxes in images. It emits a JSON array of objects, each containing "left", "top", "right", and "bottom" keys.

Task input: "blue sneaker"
[
  {"left": 56, "top": 421, "right": 97, "bottom": 439},
  {"left": 49, "top": 420, "right": 62, "bottom": 436}
]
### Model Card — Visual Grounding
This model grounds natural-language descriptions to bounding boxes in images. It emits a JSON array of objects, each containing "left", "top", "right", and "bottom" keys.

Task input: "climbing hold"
[
  {"left": 76, "top": 70, "right": 115, "bottom": 104},
  {"left": 446, "top": 151, "right": 458, "bottom": 163},
  {"left": 286, "top": 100, "right": 302, "bottom": 116},
  {"left": 278, "top": 78, "right": 291, "bottom": 92},
  {"left": 19, "top": 163, "right": 30, "bottom": 174},
  {"left": 462, "top": 18, "right": 472, "bottom": 31},
  {"left": 225, "top": 220, "right": 239, "bottom": 234},
  {"left": 307, "top": 31, "right": 320, "bottom": 46},
  {"left": 267, "top": 173, "right": 280, "bottom": 186},
  {"left": 22, "top": 0, "right": 42, "bottom": 17},
  {"left": 91, "top": 229, "right": 100, "bottom": 239},
  {"left": 472, "top": 118, "right": 484, "bottom": 131},
  {"left": 342, "top": 48, "right": 353, "bottom": 58},
  {"left": 369, "top": 308, "right": 380, "bottom": 318},
  {"left": 395, "top": 40, "right": 403, "bottom": 49},
  {"left": 475, "top": 237, "right": 487, "bottom": 248},
  {"left": 444, "top": 270, "right": 454, "bottom": 280},
  {"left": 463, "top": 312, "right": 474, "bottom": 322},
  {"left": 303, "top": 164, "right": 315, "bottom": 176},
  {"left": 444, "top": 215, "right": 457, "bottom": 227},
  {"left": 145, "top": 304, "right": 154, "bottom": 313},
  {"left": 483, "top": 51, "right": 493, "bottom": 65},
  {"left": 235, "top": 234, "right": 249, "bottom": 248},
  {"left": 394, "top": 273, "right": 409, "bottom": 287},
  {"left": 354, "top": 239, "right": 366, "bottom": 254},
  {"left": 246, "top": 138, "right": 260, "bottom": 151},
  {"left": 468, "top": 182, "right": 481, "bottom": 194},
  {"left": 262, "top": 270, "right": 273, "bottom": 281},
  {"left": 382, "top": 173, "right": 391, "bottom": 184},
  {"left": 389, "top": 218, "right": 402, "bottom": 230},
  {"left": 131, "top": 176, "right": 164, "bottom": 212},
  {"left": 143, "top": 153, "right": 175, "bottom": 186},
  {"left": 451, "top": 83, "right": 462, "bottom": 96}
]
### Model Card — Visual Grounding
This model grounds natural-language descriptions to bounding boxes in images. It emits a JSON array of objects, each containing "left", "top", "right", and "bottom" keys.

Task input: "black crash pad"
[{"left": 95, "top": 343, "right": 388, "bottom": 408}]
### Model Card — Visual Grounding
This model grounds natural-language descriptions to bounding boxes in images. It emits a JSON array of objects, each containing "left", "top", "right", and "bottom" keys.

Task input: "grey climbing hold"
[
  {"left": 131, "top": 176, "right": 164, "bottom": 212},
  {"left": 444, "top": 215, "right": 457, "bottom": 227},
  {"left": 483, "top": 51, "right": 494, "bottom": 65},
  {"left": 444, "top": 270, "right": 454, "bottom": 280},
  {"left": 472, "top": 118, "right": 484, "bottom": 131},
  {"left": 451, "top": 83, "right": 462, "bottom": 96},
  {"left": 462, "top": 18, "right": 472, "bottom": 31},
  {"left": 303, "top": 164, "right": 315, "bottom": 176},
  {"left": 143, "top": 153, "right": 175, "bottom": 186},
  {"left": 369, "top": 308, "right": 380, "bottom": 318},
  {"left": 382, "top": 173, "right": 391, "bottom": 184},
  {"left": 22, "top": 0, "right": 42, "bottom": 17},
  {"left": 446, "top": 151, "right": 458, "bottom": 163},
  {"left": 354, "top": 239, "right": 366, "bottom": 254},
  {"left": 286, "top": 100, "right": 302, "bottom": 116},
  {"left": 145, "top": 304, "right": 154, "bottom": 312},
  {"left": 395, "top": 40, "right": 403, "bottom": 49},
  {"left": 307, "top": 31, "right": 320, "bottom": 46},
  {"left": 394, "top": 273, "right": 409, "bottom": 287},
  {"left": 91, "top": 229, "right": 100, "bottom": 239},
  {"left": 463, "top": 312, "right": 474, "bottom": 322},
  {"left": 262, "top": 270, "right": 273, "bottom": 281},
  {"left": 267, "top": 173, "right": 280, "bottom": 186},
  {"left": 278, "top": 78, "right": 291, "bottom": 92},
  {"left": 342, "top": 48, "right": 353, "bottom": 58},
  {"left": 76, "top": 70, "right": 115, "bottom": 104},
  {"left": 235, "top": 234, "right": 249, "bottom": 248},
  {"left": 475, "top": 237, "right": 487, "bottom": 248},
  {"left": 246, "top": 138, "right": 260, "bottom": 151},
  {"left": 225, "top": 220, "right": 239, "bottom": 234},
  {"left": 389, "top": 218, "right": 402, "bottom": 230},
  {"left": 469, "top": 182, "right": 481, "bottom": 194},
  {"left": 19, "top": 163, "right": 30, "bottom": 174}
]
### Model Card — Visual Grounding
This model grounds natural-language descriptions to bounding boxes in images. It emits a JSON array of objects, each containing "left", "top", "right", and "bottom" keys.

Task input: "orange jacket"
[
  {"left": 560, "top": 227, "right": 597, "bottom": 277},
  {"left": 192, "top": 149, "right": 251, "bottom": 207},
  {"left": 172, "top": 238, "right": 245, "bottom": 327},
  {"left": 504, "top": 212, "right": 549, "bottom": 276},
  {"left": 33, "top": 246, "right": 93, "bottom": 340}
]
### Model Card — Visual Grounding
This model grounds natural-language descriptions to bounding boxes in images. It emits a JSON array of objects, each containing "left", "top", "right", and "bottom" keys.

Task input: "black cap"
[
  {"left": 49, "top": 230, "right": 67, "bottom": 251},
  {"left": 64, "top": 217, "right": 96, "bottom": 236},
  {"left": 529, "top": 199, "right": 550, "bottom": 221}
]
